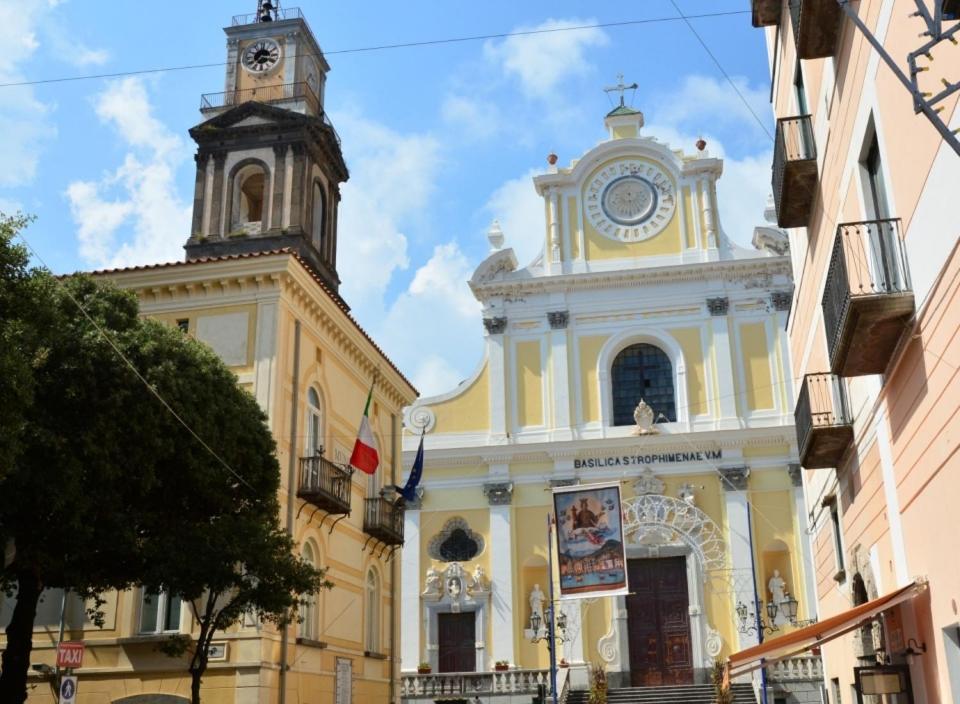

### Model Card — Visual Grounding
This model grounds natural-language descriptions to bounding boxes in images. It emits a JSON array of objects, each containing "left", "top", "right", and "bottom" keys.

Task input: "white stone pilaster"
[
  {"left": 253, "top": 301, "right": 278, "bottom": 425},
  {"left": 487, "top": 334, "right": 508, "bottom": 441},
  {"left": 720, "top": 466, "right": 759, "bottom": 650},
  {"left": 875, "top": 413, "right": 910, "bottom": 586},
  {"left": 560, "top": 600, "right": 584, "bottom": 664},
  {"left": 548, "top": 311, "right": 572, "bottom": 440},
  {"left": 548, "top": 188, "right": 561, "bottom": 271},
  {"left": 709, "top": 307, "right": 740, "bottom": 427},
  {"left": 400, "top": 509, "right": 421, "bottom": 671},
  {"left": 489, "top": 504, "right": 515, "bottom": 666},
  {"left": 282, "top": 146, "right": 293, "bottom": 230},
  {"left": 789, "top": 464, "right": 818, "bottom": 622}
]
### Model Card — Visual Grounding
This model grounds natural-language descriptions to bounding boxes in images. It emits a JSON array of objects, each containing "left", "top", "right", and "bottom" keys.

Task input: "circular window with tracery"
[{"left": 427, "top": 517, "right": 485, "bottom": 562}]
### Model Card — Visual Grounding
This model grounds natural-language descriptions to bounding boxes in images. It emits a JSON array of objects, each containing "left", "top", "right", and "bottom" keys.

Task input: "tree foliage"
[{"left": 0, "top": 215, "right": 326, "bottom": 704}]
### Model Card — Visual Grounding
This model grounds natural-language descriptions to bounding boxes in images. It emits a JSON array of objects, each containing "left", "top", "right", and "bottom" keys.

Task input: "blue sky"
[{"left": 1, "top": 0, "right": 775, "bottom": 396}]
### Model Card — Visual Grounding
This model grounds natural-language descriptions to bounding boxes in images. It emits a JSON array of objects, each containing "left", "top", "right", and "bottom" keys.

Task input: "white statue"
[
  {"left": 633, "top": 399, "right": 658, "bottom": 435},
  {"left": 469, "top": 564, "right": 487, "bottom": 592},
  {"left": 769, "top": 570, "right": 786, "bottom": 605},
  {"left": 423, "top": 568, "right": 441, "bottom": 596},
  {"left": 529, "top": 584, "right": 546, "bottom": 623},
  {"left": 678, "top": 483, "right": 697, "bottom": 505}
]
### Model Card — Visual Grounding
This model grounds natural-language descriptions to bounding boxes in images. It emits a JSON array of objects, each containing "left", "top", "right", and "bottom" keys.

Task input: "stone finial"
[
  {"left": 719, "top": 465, "right": 751, "bottom": 491},
  {"left": 483, "top": 317, "right": 507, "bottom": 335},
  {"left": 483, "top": 481, "right": 514, "bottom": 506},
  {"left": 547, "top": 311, "right": 569, "bottom": 330},
  {"left": 487, "top": 219, "right": 504, "bottom": 251},
  {"left": 707, "top": 297, "right": 729, "bottom": 316}
]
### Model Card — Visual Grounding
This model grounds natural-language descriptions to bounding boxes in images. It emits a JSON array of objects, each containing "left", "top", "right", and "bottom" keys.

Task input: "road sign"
[
  {"left": 59, "top": 676, "right": 78, "bottom": 704},
  {"left": 56, "top": 642, "right": 84, "bottom": 669}
]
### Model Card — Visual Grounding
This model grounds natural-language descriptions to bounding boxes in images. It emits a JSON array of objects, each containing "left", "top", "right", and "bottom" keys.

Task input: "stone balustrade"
[
  {"left": 766, "top": 654, "right": 824, "bottom": 682},
  {"left": 401, "top": 668, "right": 556, "bottom": 699}
]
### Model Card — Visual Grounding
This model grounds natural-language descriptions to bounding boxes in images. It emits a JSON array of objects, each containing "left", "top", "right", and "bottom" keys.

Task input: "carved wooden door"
[
  {"left": 626, "top": 557, "right": 693, "bottom": 686},
  {"left": 438, "top": 612, "right": 476, "bottom": 673}
]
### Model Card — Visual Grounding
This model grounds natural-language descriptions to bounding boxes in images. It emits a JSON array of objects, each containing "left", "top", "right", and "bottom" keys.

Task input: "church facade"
[{"left": 399, "top": 106, "right": 822, "bottom": 700}]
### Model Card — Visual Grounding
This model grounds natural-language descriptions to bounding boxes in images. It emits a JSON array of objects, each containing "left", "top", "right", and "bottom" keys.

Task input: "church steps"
[{"left": 566, "top": 682, "right": 756, "bottom": 704}]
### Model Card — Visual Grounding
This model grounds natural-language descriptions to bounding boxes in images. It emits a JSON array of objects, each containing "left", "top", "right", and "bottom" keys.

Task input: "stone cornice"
[{"left": 470, "top": 256, "right": 792, "bottom": 300}]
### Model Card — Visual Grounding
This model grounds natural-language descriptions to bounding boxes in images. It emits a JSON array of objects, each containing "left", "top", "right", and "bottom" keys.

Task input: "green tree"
[{"left": 0, "top": 216, "right": 325, "bottom": 703}]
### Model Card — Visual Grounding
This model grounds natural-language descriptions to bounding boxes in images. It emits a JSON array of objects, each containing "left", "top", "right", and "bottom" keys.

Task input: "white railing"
[
  {"left": 401, "top": 669, "right": 553, "bottom": 698},
  {"left": 766, "top": 654, "right": 824, "bottom": 681}
]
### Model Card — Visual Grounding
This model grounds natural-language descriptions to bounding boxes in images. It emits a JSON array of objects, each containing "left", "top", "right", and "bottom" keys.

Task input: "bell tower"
[{"left": 184, "top": 3, "right": 348, "bottom": 299}]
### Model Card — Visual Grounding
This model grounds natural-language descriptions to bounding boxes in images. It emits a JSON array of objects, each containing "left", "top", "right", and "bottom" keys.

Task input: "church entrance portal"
[
  {"left": 438, "top": 612, "right": 476, "bottom": 673},
  {"left": 626, "top": 557, "right": 693, "bottom": 686}
]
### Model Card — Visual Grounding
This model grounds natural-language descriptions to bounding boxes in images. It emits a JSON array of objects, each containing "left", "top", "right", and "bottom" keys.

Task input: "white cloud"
[
  {"left": 440, "top": 95, "right": 500, "bottom": 140},
  {"left": 376, "top": 242, "right": 483, "bottom": 397},
  {"left": 333, "top": 110, "right": 442, "bottom": 306},
  {"left": 654, "top": 74, "right": 772, "bottom": 136},
  {"left": 483, "top": 169, "right": 546, "bottom": 268},
  {"left": 484, "top": 19, "right": 609, "bottom": 99},
  {"left": 67, "top": 78, "right": 190, "bottom": 269}
]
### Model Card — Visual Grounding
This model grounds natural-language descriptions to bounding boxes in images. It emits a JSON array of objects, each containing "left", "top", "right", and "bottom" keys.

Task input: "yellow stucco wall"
[
  {"left": 669, "top": 327, "right": 707, "bottom": 416},
  {"left": 578, "top": 335, "right": 608, "bottom": 423},
  {"left": 516, "top": 340, "right": 544, "bottom": 427},
  {"left": 431, "top": 362, "right": 491, "bottom": 433},
  {"left": 740, "top": 321, "right": 774, "bottom": 411}
]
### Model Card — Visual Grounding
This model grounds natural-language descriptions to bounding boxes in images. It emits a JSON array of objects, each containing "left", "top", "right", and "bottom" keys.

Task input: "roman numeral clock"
[{"left": 242, "top": 39, "right": 282, "bottom": 73}]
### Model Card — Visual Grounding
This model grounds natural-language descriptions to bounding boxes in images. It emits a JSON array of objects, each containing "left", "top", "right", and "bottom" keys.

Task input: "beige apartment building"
[{"left": 728, "top": 2, "right": 960, "bottom": 704}]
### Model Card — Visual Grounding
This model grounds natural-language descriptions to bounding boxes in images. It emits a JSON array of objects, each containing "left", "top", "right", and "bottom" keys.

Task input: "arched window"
[
  {"left": 300, "top": 542, "right": 318, "bottom": 640},
  {"left": 611, "top": 343, "right": 676, "bottom": 425},
  {"left": 229, "top": 161, "right": 269, "bottom": 235},
  {"left": 306, "top": 387, "right": 323, "bottom": 456},
  {"left": 312, "top": 181, "right": 325, "bottom": 250},
  {"left": 365, "top": 568, "right": 380, "bottom": 653}
]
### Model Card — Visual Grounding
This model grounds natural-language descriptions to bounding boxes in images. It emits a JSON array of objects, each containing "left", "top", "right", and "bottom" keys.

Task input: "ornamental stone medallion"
[{"left": 585, "top": 159, "right": 677, "bottom": 242}]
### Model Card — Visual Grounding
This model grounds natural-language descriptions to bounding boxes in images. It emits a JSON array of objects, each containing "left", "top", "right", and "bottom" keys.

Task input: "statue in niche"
[
  {"left": 469, "top": 564, "right": 487, "bottom": 593},
  {"left": 769, "top": 570, "right": 786, "bottom": 605},
  {"left": 529, "top": 584, "right": 546, "bottom": 627},
  {"left": 423, "top": 568, "right": 441, "bottom": 596}
]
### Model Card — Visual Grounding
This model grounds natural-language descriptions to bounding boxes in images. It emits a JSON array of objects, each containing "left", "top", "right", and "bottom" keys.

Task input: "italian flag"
[{"left": 349, "top": 386, "right": 379, "bottom": 475}]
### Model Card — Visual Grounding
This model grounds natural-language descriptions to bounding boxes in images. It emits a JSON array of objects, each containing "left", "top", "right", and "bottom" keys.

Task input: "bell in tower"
[{"left": 184, "top": 4, "right": 348, "bottom": 302}]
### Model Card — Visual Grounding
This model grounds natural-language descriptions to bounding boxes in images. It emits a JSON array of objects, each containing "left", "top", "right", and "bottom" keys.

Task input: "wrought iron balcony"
[
  {"left": 789, "top": 0, "right": 842, "bottom": 59},
  {"left": 822, "top": 219, "right": 914, "bottom": 376},
  {"left": 363, "top": 497, "right": 404, "bottom": 547},
  {"left": 773, "top": 115, "right": 818, "bottom": 228},
  {"left": 231, "top": 7, "right": 306, "bottom": 26},
  {"left": 752, "top": 0, "right": 783, "bottom": 27},
  {"left": 795, "top": 373, "right": 853, "bottom": 469},
  {"left": 297, "top": 456, "right": 353, "bottom": 516}
]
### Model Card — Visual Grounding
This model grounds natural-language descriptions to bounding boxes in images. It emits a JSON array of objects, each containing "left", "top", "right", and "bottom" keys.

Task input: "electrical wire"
[
  {"left": 0, "top": 10, "right": 750, "bottom": 89},
  {"left": 667, "top": 0, "right": 775, "bottom": 141}
]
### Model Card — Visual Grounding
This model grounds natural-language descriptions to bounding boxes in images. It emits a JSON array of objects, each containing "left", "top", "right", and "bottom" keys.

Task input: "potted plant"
[
  {"left": 588, "top": 663, "right": 607, "bottom": 704},
  {"left": 494, "top": 660, "right": 510, "bottom": 671},
  {"left": 710, "top": 658, "right": 735, "bottom": 704},
  {"left": 417, "top": 662, "right": 432, "bottom": 674},
  {"left": 559, "top": 658, "right": 569, "bottom": 668}
]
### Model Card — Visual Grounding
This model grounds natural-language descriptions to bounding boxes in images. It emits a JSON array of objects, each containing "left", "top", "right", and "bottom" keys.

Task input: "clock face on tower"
[{"left": 242, "top": 39, "right": 282, "bottom": 74}]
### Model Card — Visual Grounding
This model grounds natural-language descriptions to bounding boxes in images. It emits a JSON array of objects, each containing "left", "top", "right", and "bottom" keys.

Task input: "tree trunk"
[
  {"left": 0, "top": 571, "right": 42, "bottom": 704},
  {"left": 189, "top": 624, "right": 212, "bottom": 704}
]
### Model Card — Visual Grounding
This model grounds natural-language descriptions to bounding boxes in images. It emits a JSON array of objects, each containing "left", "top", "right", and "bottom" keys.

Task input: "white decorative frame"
[
  {"left": 596, "top": 327, "right": 691, "bottom": 433},
  {"left": 422, "top": 563, "right": 490, "bottom": 672}
]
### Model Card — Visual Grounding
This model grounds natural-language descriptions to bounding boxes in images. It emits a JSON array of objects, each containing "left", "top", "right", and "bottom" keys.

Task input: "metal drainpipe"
[
  {"left": 390, "top": 412, "right": 399, "bottom": 704},
  {"left": 280, "top": 320, "right": 302, "bottom": 704}
]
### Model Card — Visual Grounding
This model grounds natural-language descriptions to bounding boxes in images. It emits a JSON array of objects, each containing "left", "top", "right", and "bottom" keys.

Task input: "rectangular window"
[
  {"left": 176, "top": 318, "right": 189, "bottom": 333},
  {"left": 825, "top": 496, "right": 846, "bottom": 581},
  {"left": 140, "top": 589, "right": 182, "bottom": 633},
  {"left": 794, "top": 59, "right": 809, "bottom": 116},
  {"left": 831, "top": 677, "right": 842, "bottom": 704},
  {"left": 861, "top": 131, "right": 891, "bottom": 220}
]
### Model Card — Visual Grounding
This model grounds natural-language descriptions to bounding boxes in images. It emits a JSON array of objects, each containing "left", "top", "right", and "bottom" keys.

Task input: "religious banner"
[{"left": 553, "top": 482, "right": 628, "bottom": 599}]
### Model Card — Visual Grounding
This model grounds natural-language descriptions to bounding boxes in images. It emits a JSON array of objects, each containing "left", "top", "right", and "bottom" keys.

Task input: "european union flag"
[{"left": 396, "top": 432, "right": 424, "bottom": 503}]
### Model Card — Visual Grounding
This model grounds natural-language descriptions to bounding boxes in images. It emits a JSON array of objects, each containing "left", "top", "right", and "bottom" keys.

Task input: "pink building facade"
[{"left": 736, "top": 2, "right": 960, "bottom": 703}]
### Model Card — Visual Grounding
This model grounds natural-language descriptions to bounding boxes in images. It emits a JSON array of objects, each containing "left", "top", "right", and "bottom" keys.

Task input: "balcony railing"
[
  {"left": 363, "top": 497, "right": 404, "bottom": 546},
  {"left": 795, "top": 373, "right": 853, "bottom": 469},
  {"left": 772, "top": 115, "right": 818, "bottom": 228},
  {"left": 789, "top": 0, "right": 842, "bottom": 59},
  {"left": 766, "top": 655, "right": 824, "bottom": 682},
  {"left": 400, "top": 669, "right": 554, "bottom": 699},
  {"left": 822, "top": 219, "right": 914, "bottom": 376},
  {"left": 231, "top": 7, "right": 306, "bottom": 26},
  {"left": 752, "top": 0, "right": 782, "bottom": 27},
  {"left": 297, "top": 456, "right": 352, "bottom": 515}
]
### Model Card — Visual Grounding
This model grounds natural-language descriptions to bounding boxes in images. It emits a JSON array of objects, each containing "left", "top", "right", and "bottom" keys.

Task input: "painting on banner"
[{"left": 553, "top": 482, "right": 627, "bottom": 599}]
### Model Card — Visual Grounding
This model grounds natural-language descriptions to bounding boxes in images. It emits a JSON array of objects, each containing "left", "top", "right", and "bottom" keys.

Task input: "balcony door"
[
  {"left": 862, "top": 133, "right": 899, "bottom": 292},
  {"left": 438, "top": 612, "right": 476, "bottom": 673}
]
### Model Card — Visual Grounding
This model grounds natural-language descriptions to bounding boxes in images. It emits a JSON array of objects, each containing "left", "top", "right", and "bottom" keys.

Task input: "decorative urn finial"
[{"left": 487, "top": 220, "right": 504, "bottom": 251}]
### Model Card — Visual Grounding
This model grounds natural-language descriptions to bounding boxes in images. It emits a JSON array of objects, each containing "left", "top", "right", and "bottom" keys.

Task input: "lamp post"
[
  {"left": 736, "top": 591, "right": 812, "bottom": 637},
  {"left": 524, "top": 514, "right": 567, "bottom": 704}
]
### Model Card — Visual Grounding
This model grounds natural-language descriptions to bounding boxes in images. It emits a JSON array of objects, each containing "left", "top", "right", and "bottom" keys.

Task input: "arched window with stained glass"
[{"left": 611, "top": 343, "right": 676, "bottom": 425}]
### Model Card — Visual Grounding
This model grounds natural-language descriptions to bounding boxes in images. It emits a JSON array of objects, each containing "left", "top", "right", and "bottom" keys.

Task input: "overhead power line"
[{"left": 0, "top": 10, "right": 749, "bottom": 89}]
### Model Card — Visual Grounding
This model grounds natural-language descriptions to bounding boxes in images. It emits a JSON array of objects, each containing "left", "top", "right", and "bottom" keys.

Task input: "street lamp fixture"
[
  {"left": 736, "top": 591, "right": 812, "bottom": 636},
  {"left": 528, "top": 605, "right": 568, "bottom": 645}
]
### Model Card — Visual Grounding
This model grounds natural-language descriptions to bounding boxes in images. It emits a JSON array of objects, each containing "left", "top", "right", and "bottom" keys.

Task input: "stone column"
[
  {"left": 287, "top": 144, "right": 307, "bottom": 233},
  {"left": 400, "top": 497, "right": 422, "bottom": 671},
  {"left": 190, "top": 153, "right": 209, "bottom": 238},
  {"left": 270, "top": 144, "right": 288, "bottom": 232},
  {"left": 788, "top": 464, "right": 818, "bottom": 622},
  {"left": 485, "top": 481, "right": 515, "bottom": 668},
  {"left": 719, "top": 465, "right": 759, "bottom": 650},
  {"left": 707, "top": 298, "right": 740, "bottom": 428},
  {"left": 208, "top": 152, "right": 228, "bottom": 239},
  {"left": 548, "top": 188, "right": 561, "bottom": 269},
  {"left": 547, "top": 311, "right": 572, "bottom": 441}
]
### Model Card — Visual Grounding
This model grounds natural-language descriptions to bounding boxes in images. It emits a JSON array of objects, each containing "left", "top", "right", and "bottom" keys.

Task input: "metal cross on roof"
[{"left": 604, "top": 73, "right": 639, "bottom": 107}]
